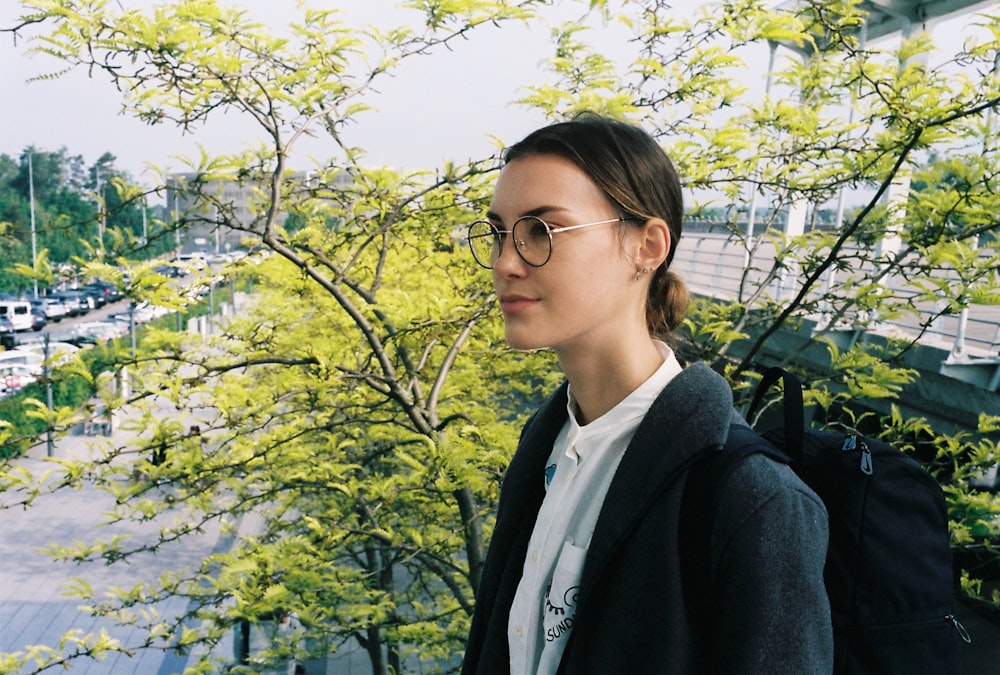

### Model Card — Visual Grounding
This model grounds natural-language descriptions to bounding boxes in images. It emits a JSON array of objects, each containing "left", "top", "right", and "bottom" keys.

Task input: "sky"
[
  {"left": 1, "top": 1, "right": 996, "bottom": 204},
  {"left": 0, "top": 1, "right": 595, "bottom": 188}
]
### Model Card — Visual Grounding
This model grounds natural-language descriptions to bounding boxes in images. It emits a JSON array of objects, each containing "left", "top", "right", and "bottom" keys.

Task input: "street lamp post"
[
  {"left": 171, "top": 181, "right": 182, "bottom": 252},
  {"left": 129, "top": 301, "right": 137, "bottom": 356},
  {"left": 28, "top": 151, "right": 38, "bottom": 298},
  {"left": 43, "top": 333, "right": 54, "bottom": 457},
  {"left": 95, "top": 164, "right": 106, "bottom": 244}
]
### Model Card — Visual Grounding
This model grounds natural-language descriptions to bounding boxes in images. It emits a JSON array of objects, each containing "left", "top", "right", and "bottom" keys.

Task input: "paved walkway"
[
  {"left": 0, "top": 410, "right": 373, "bottom": 674},
  {"left": 0, "top": 407, "right": 241, "bottom": 674}
]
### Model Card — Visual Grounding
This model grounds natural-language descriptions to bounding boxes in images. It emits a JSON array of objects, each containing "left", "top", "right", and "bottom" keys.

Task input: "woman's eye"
[{"left": 527, "top": 219, "right": 550, "bottom": 240}]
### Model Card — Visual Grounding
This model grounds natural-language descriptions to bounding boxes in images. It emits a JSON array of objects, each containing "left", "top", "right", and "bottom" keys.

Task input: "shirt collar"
[{"left": 563, "top": 341, "right": 683, "bottom": 446}]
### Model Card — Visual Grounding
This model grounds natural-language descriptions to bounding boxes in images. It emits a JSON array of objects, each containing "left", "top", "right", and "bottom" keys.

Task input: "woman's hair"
[{"left": 503, "top": 112, "right": 690, "bottom": 337}]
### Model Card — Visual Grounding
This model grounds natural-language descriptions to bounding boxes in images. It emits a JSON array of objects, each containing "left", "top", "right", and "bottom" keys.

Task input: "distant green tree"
[
  {"left": 0, "top": 146, "right": 160, "bottom": 292},
  {"left": 41, "top": 186, "right": 101, "bottom": 263},
  {"left": 8, "top": 148, "right": 63, "bottom": 199}
]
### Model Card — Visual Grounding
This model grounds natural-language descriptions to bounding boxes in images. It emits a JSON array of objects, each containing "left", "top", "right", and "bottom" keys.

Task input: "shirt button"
[
  {"left": 529, "top": 549, "right": 539, "bottom": 561},
  {"left": 514, "top": 625, "right": 524, "bottom": 637}
]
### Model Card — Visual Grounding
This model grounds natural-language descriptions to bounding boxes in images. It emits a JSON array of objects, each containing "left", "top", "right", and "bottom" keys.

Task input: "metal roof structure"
[{"left": 772, "top": 0, "right": 998, "bottom": 54}]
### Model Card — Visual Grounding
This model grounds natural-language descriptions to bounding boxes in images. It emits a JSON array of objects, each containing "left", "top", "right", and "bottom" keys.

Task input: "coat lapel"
[
  {"left": 475, "top": 382, "right": 570, "bottom": 620},
  {"left": 576, "top": 363, "right": 735, "bottom": 605},
  {"left": 496, "top": 381, "right": 569, "bottom": 525}
]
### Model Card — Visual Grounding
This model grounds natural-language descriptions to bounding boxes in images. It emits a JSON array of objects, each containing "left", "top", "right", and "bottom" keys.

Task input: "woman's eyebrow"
[{"left": 485, "top": 205, "right": 565, "bottom": 224}]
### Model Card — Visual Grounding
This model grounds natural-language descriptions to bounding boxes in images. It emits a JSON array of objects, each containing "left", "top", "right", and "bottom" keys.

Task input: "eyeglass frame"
[{"left": 466, "top": 214, "right": 637, "bottom": 269}]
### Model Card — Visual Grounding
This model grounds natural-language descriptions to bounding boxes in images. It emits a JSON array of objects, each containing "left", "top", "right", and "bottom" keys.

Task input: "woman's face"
[{"left": 488, "top": 153, "right": 644, "bottom": 354}]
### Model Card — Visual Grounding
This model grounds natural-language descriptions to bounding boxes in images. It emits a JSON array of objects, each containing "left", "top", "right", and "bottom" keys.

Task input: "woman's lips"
[{"left": 499, "top": 294, "right": 539, "bottom": 314}]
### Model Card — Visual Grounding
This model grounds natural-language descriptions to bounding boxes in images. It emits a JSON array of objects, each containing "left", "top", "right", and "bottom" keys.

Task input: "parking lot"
[{"left": 0, "top": 284, "right": 186, "bottom": 400}]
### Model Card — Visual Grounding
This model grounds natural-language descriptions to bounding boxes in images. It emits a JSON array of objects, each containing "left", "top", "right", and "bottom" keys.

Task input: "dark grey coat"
[{"left": 462, "top": 362, "right": 833, "bottom": 674}]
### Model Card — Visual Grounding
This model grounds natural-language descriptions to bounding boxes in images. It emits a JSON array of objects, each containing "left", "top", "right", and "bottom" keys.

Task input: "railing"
[{"left": 673, "top": 232, "right": 1000, "bottom": 359}]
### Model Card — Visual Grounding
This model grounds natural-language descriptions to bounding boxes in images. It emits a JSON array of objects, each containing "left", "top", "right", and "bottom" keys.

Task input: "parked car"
[
  {"left": 69, "top": 289, "right": 96, "bottom": 310},
  {"left": 174, "top": 252, "right": 208, "bottom": 272},
  {"left": 107, "top": 313, "right": 133, "bottom": 331},
  {"left": 0, "top": 350, "right": 42, "bottom": 396},
  {"left": 133, "top": 302, "right": 171, "bottom": 323},
  {"left": 54, "top": 330, "right": 100, "bottom": 347},
  {"left": 0, "top": 316, "right": 14, "bottom": 349},
  {"left": 9, "top": 342, "right": 80, "bottom": 369},
  {"left": 28, "top": 308, "right": 47, "bottom": 331},
  {"left": 66, "top": 321, "right": 124, "bottom": 345},
  {"left": 154, "top": 264, "right": 185, "bottom": 278},
  {"left": 31, "top": 297, "right": 69, "bottom": 322},
  {"left": 0, "top": 349, "right": 42, "bottom": 375},
  {"left": 51, "top": 291, "right": 91, "bottom": 317},
  {"left": 89, "top": 319, "right": 127, "bottom": 337},
  {"left": 76, "top": 286, "right": 106, "bottom": 308},
  {"left": 83, "top": 280, "right": 122, "bottom": 303},
  {"left": 0, "top": 363, "right": 38, "bottom": 397}
]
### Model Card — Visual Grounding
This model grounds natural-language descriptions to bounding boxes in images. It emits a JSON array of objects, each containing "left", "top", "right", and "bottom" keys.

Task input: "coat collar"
[
  {"left": 580, "top": 362, "right": 735, "bottom": 581},
  {"left": 510, "top": 363, "right": 736, "bottom": 613},
  {"left": 514, "top": 362, "right": 733, "bottom": 488}
]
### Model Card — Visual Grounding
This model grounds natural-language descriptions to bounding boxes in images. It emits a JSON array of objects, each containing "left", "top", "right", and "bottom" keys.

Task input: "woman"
[{"left": 461, "top": 114, "right": 832, "bottom": 674}]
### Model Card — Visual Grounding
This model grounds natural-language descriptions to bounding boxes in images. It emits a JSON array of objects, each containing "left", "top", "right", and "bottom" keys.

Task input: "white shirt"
[{"left": 508, "top": 342, "right": 683, "bottom": 675}]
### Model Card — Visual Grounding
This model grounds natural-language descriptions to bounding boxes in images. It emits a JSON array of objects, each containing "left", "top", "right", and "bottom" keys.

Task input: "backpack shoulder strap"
[{"left": 747, "top": 367, "right": 805, "bottom": 460}]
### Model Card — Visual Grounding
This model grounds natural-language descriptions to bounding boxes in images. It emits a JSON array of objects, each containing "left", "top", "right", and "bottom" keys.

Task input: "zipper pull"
[
  {"left": 859, "top": 440, "right": 873, "bottom": 475},
  {"left": 841, "top": 435, "right": 857, "bottom": 452},
  {"left": 946, "top": 614, "right": 972, "bottom": 643}
]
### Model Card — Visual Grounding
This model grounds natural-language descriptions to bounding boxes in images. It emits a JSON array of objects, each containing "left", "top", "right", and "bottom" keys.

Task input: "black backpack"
[{"left": 685, "top": 367, "right": 970, "bottom": 674}]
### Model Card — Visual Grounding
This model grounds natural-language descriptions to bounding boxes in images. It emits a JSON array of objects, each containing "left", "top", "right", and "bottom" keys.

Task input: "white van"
[{"left": 0, "top": 301, "right": 33, "bottom": 332}]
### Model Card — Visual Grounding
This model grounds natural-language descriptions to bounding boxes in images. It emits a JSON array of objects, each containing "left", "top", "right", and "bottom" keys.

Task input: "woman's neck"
[{"left": 558, "top": 337, "right": 665, "bottom": 426}]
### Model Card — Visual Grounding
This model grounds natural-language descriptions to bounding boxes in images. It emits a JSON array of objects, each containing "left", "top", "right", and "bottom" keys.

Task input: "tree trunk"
[{"left": 456, "top": 486, "right": 484, "bottom": 596}]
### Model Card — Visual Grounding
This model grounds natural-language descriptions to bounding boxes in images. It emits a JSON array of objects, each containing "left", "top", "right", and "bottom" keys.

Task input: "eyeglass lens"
[{"left": 468, "top": 216, "right": 552, "bottom": 269}]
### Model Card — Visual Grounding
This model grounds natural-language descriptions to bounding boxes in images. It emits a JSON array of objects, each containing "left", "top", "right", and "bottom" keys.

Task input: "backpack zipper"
[
  {"left": 864, "top": 613, "right": 972, "bottom": 643},
  {"left": 841, "top": 435, "right": 873, "bottom": 475},
  {"left": 859, "top": 440, "right": 873, "bottom": 475},
  {"left": 946, "top": 613, "right": 973, "bottom": 643}
]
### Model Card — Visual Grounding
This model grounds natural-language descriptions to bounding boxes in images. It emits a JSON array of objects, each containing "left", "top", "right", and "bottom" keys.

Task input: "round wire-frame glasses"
[{"left": 467, "top": 215, "right": 632, "bottom": 269}]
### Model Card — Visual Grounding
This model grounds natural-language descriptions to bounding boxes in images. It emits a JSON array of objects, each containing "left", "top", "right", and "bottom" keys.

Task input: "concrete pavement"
[
  {"left": 0, "top": 412, "right": 236, "bottom": 674},
  {"left": 0, "top": 406, "right": 376, "bottom": 674}
]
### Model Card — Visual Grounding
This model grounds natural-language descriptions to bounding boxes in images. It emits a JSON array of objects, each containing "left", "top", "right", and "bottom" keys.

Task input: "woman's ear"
[{"left": 634, "top": 218, "right": 671, "bottom": 271}]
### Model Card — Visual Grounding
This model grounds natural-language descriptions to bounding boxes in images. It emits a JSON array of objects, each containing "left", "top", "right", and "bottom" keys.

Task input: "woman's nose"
[{"left": 492, "top": 235, "right": 525, "bottom": 277}]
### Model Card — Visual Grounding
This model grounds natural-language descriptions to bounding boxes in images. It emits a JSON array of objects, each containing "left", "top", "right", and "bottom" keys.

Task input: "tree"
[
  {"left": 0, "top": 146, "right": 163, "bottom": 294},
  {"left": 5, "top": 1, "right": 555, "bottom": 672},
  {"left": 1, "top": 0, "right": 998, "bottom": 673}
]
